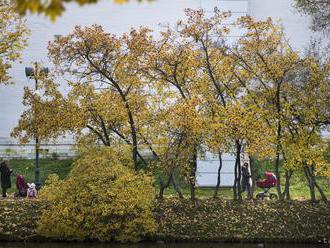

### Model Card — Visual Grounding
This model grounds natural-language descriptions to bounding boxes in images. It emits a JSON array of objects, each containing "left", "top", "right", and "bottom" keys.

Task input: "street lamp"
[{"left": 25, "top": 62, "right": 49, "bottom": 190}]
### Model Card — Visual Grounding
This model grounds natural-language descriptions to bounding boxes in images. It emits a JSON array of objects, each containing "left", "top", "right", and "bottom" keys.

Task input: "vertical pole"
[{"left": 34, "top": 62, "right": 41, "bottom": 190}]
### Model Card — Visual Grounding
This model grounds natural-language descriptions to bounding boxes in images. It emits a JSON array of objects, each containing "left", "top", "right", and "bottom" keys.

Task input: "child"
[{"left": 27, "top": 183, "right": 37, "bottom": 199}]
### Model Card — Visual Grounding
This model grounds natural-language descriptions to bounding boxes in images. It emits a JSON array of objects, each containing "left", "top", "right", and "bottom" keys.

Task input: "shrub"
[
  {"left": 37, "top": 147, "right": 157, "bottom": 242},
  {"left": 51, "top": 152, "right": 59, "bottom": 160}
]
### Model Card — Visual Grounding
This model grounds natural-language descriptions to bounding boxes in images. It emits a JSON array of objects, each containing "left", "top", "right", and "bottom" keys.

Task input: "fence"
[{"left": 0, "top": 143, "right": 77, "bottom": 160}]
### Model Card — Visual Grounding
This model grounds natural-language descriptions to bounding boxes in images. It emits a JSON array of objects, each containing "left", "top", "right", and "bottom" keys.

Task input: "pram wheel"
[
  {"left": 256, "top": 192, "right": 264, "bottom": 200},
  {"left": 270, "top": 193, "right": 278, "bottom": 200}
]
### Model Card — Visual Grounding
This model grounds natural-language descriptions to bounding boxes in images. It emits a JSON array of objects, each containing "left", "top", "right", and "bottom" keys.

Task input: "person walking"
[
  {"left": 241, "top": 162, "right": 251, "bottom": 197},
  {"left": 0, "top": 161, "right": 13, "bottom": 198}
]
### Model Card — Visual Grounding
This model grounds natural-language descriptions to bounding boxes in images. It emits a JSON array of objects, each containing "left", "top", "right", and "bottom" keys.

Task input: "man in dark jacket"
[
  {"left": 241, "top": 162, "right": 251, "bottom": 195},
  {"left": 0, "top": 161, "right": 13, "bottom": 197}
]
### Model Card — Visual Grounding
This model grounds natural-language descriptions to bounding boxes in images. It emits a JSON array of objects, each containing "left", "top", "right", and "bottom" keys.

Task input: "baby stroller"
[{"left": 256, "top": 171, "right": 278, "bottom": 200}]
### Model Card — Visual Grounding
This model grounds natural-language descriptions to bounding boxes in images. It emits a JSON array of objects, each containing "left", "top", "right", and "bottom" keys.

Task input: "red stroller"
[{"left": 256, "top": 171, "right": 278, "bottom": 200}]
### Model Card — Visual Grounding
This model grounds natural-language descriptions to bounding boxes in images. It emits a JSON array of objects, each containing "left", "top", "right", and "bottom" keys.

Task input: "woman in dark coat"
[{"left": 0, "top": 161, "right": 13, "bottom": 197}]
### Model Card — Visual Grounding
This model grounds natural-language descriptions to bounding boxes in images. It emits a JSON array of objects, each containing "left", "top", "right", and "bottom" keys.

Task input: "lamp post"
[{"left": 25, "top": 62, "right": 49, "bottom": 190}]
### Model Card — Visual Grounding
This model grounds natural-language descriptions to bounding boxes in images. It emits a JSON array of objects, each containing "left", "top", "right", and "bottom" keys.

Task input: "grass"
[
  {"left": 161, "top": 171, "right": 330, "bottom": 200},
  {"left": 3, "top": 158, "right": 330, "bottom": 201},
  {"left": 6, "top": 158, "right": 73, "bottom": 194}
]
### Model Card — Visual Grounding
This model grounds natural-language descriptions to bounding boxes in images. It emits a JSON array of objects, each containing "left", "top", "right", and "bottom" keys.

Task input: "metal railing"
[{"left": 0, "top": 143, "right": 77, "bottom": 160}]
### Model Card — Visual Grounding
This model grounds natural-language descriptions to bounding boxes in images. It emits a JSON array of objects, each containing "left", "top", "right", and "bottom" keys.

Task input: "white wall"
[{"left": 196, "top": 152, "right": 237, "bottom": 187}]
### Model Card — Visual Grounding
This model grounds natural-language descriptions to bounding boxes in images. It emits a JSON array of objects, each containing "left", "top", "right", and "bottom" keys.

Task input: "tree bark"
[
  {"left": 233, "top": 157, "right": 238, "bottom": 200},
  {"left": 213, "top": 151, "right": 223, "bottom": 198},
  {"left": 171, "top": 175, "right": 184, "bottom": 199},
  {"left": 158, "top": 171, "right": 173, "bottom": 200},
  {"left": 284, "top": 170, "right": 293, "bottom": 200},
  {"left": 233, "top": 140, "right": 242, "bottom": 200},
  {"left": 314, "top": 179, "right": 328, "bottom": 203},
  {"left": 158, "top": 168, "right": 184, "bottom": 199},
  {"left": 275, "top": 80, "right": 284, "bottom": 201},
  {"left": 303, "top": 163, "right": 316, "bottom": 202},
  {"left": 306, "top": 164, "right": 328, "bottom": 203},
  {"left": 190, "top": 152, "right": 198, "bottom": 201},
  {"left": 237, "top": 141, "right": 242, "bottom": 200},
  {"left": 248, "top": 156, "right": 255, "bottom": 199}
]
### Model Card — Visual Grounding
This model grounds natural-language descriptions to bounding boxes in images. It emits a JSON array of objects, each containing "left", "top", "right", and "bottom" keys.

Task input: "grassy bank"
[
  {"left": 0, "top": 199, "right": 329, "bottom": 243},
  {"left": 154, "top": 199, "right": 330, "bottom": 243},
  {"left": 4, "top": 158, "right": 330, "bottom": 200},
  {"left": 0, "top": 199, "right": 41, "bottom": 241},
  {"left": 6, "top": 159, "right": 73, "bottom": 194}
]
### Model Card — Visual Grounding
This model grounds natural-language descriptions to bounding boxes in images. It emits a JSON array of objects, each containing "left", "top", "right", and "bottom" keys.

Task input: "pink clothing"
[{"left": 16, "top": 174, "right": 28, "bottom": 193}]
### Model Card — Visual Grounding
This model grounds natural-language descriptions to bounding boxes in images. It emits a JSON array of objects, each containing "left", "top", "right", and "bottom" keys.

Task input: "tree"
[
  {"left": 294, "top": 0, "right": 330, "bottom": 36},
  {"left": 13, "top": 25, "right": 154, "bottom": 171},
  {"left": 0, "top": 0, "right": 28, "bottom": 84},
  {"left": 171, "top": 9, "right": 275, "bottom": 200},
  {"left": 145, "top": 27, "right": 205, "bottom": 200},
  {"left": 12, "top": 25, "right": 187, "bottom": 197},
  {"left": 282, "top": 56, "right": 330, "bottom": 202},
  {"left": 14, "top": 8, "right": 328, "bottom": 202},
  {"left": 229, "top": 16, "right": 302, "bottom": 200}
]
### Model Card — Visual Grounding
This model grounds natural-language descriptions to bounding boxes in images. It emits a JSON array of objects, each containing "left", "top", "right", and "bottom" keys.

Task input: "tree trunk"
[
  {"left": 303, "top": 163, "right": 316, "bottom": 202},
  {"left": 233, "top": 140, "right": 242, "bottom": 200},
  {"left": 237, "top": 155, "right": 242, "bottom": 201},
  {"left": 274, "top": 151, "right": 283, "bottom": 200},
  {"left": 158, "top": 171, "right": 173, "bottom": 200},
  {"left": 314, "top": 179, "right": 328, "bottom": 204},
  {"left": 233, "top": 157, "right": 238, "bottom": 200},
  {"left": 274, "top": 81, "right": 283, "bottom": 201},
  {"left": 307, "top": 164, "right": 328, "bottom": 203},
  {"left": 236, "top": 141, "right": 242, "bottom": 200},
  {"left": 131, "top": 132, "right": 138, "bottom": 171},
  {"left": 122, "top": 95, "right": 138, "bottom": 171},
  {"left": 213, "top": 151, "right": 223, "bottom": 198},
  {"left": 284, "top": 170, "right": 293, "bottom": 200},
  {"left": 249, "top": 156, "right": 255, "bottom": 199},
  {"left": 190, "top": 152, "right": 197, "bottom": 201},
  {"left": 171, "top": 174, "right": 184, "bottom": 199}
]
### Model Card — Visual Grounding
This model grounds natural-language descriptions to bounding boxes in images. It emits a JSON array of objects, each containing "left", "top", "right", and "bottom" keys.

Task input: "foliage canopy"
[
  {"left": 0, "top": 0, "right": 28, "bottom": 84},
  {"left": 13, "top": 8, "right": 330, "bottom": 202},
  {"left": 14, "top": 0, "right": 155, "bottom": 21},
  {"left": 294, "top": 0, "right": 330, "bottom": 36}
]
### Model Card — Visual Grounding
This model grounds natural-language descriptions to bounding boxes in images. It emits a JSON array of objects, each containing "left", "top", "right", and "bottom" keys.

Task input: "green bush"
[{"left": 37, "top": 147, "right": 157, "bottom": 242}]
